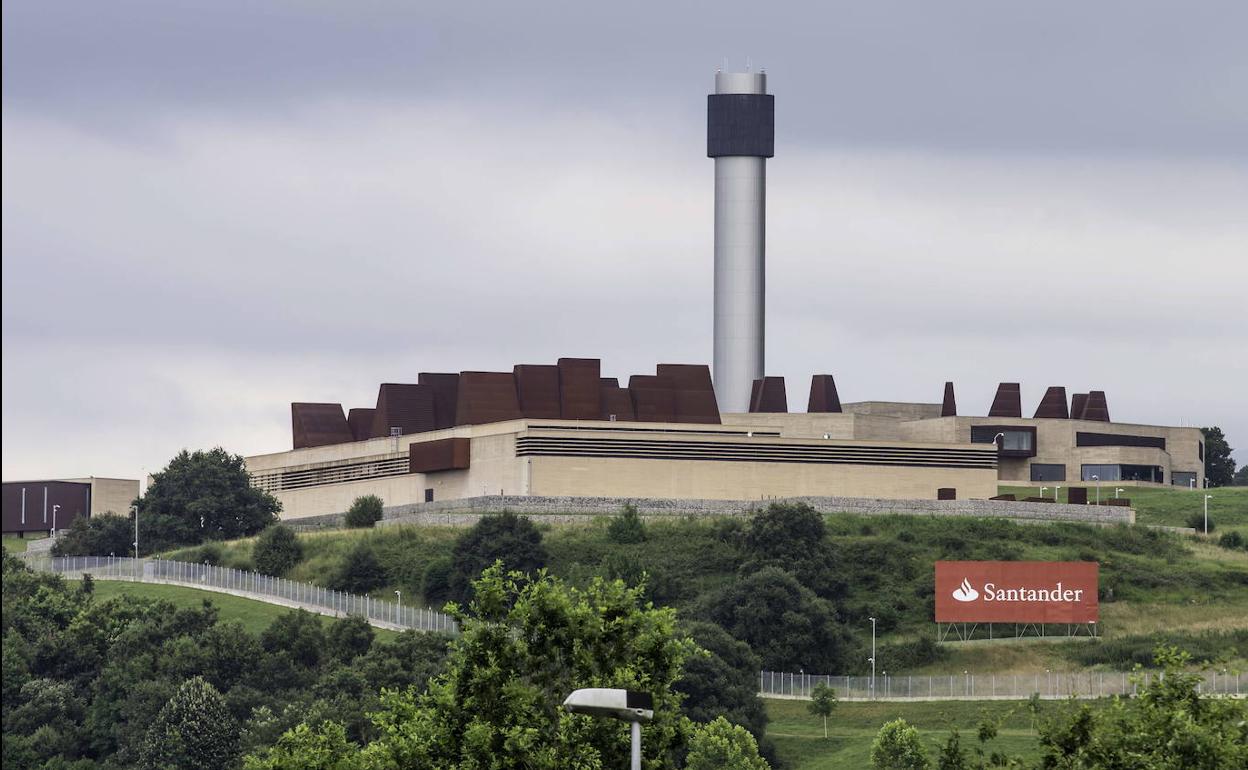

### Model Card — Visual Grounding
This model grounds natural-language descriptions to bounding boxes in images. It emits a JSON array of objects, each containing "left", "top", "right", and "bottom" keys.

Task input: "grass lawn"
[
  {"left": 999, "top": 485, "right": 1248, "bottom": 533},
  {"left": 89, "top": 580, "right": 398, "bottom": 641},
  {"left": 3, "top": 533, "right": 47, "bottom": 553},
  {"left": 765, "top": 697, "right": 1051, "bottom": 769}
]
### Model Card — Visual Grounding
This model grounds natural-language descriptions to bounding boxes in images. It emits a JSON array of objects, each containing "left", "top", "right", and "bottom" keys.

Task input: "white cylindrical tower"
[{"left": 708, "top": 71, "right": 773, "bottom": 413}]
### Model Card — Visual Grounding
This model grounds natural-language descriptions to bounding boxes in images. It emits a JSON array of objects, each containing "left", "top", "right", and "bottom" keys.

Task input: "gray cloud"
[{"left": 3, "top": 1, "right": 1246, "bottom": 480}]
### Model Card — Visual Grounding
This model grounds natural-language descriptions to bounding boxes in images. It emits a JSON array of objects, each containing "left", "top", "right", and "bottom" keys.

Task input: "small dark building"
[{"left": 2, "top": 480, "right": 91, "bottom": 536}]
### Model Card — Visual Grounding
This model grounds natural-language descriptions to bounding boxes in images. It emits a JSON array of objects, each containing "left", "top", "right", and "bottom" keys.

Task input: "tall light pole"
[
  {"left": 1091, "top": 475, "right": 1100, "bottom": 505},
  {"left": 1204, "top": 495, "right": 1213, "bottom": 535},
  {"left": 1055, "top": 484, "right": 1061, "bottom": 502},
  {"left": 395, "top": 590, "right": 402, "bottom": 625},
  {"left": 1115, "top": 488, "right": 1125, "bottom": 499},
  {"left": 51, "top": 504, "right": 61, "bottom": 536},
  {"left": 131, "top": 504, "right": 139, "bottom": 559},
  {"left": 564, "top": 689, "right": 653, "bottom": 770},
  {"left": 869, "top": 616, "right": 877, "bottom": 699}
]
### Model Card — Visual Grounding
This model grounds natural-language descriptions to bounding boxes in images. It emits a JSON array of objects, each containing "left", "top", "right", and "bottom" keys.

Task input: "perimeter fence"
[
  {"left": 759, "top": 669, "right": 1243, "bottom": 701},
  {"left": 20, "top": 554, "right": 457, "bottom": 635}
]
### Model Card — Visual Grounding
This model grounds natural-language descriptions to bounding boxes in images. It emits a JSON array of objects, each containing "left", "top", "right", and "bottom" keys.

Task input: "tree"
[
  {"left": 344, "top": 495, "right": 384, "bottom": 528},
  {"left": 685, "top": 716, "right": 771, "bottom": 770},
  {"left": 421, "top": 556, "right": 453, "bottom": 605},
  {"left": 251, "top": 564, "right": 703, "bottom": 769},
  {"left": 138, "top": 676, "right": 239, "bottom": 770},
  {"left": 606, "top": 503, "right": 648, "bottom": 544},
  {"left": 704, "top": 567, "right": 855, "bottom": 672},
  {"left": 253, "top": 525, "right": 303, "bottom": 577},
  {"left": 1038, "top": 646, "right": 1248, "bottom": 769},
  {"left": 138, "top": 448, "right": 281, "bottom": 551},
  {"left": 243, "top": 721, "right": 361, "bottom": 770},
  {"left": 741, "top": 502, "right": 844, "bottom": 597},
  {"left": 326, "top": 615, "right": 374, "bottom": 662},
  {"left": 871, "top": 718, "right": 929, "bottom": 769},
  {"left": 51, "top": 513, "right": 134, "bottom": 557},
  {"left": 675, "top": 621, "right": 770, "bottom": 741},
  {"left": 328, "top": 543, "right": 387, "bottom": 594},
  {"left": 1201, "top": 427, "right": 1236, "bottom": 487},
  {"left": 1233, "top": 464, "right": 1248, "bottom": 486},
  {"left": 447, "top": 511, "right": 547, "bottom": 602},
  {"left": 808, "top": 682, "right": 838, "bottom": 739}
]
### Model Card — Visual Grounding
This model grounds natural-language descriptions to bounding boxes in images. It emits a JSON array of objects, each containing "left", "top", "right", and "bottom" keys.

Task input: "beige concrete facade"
[{"left": 62, "top": 477, "right": 140, "bottom": 516}]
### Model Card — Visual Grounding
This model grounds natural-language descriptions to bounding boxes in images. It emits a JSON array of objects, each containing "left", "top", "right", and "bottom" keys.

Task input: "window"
[
  {"left": 1199, "top": 442, "right": 1204, "bottom": 461},
  {"left": 1076, "top": 432, "right": 1165, "bottom": 450},
  {"left": 1172, "top": 472, "right": 1197, "bottom": 488},
  {"left": 424, "top": 488, "right": 434, "bottom": 502},
  {"left": 1030, "top": 463, "right": 1066, "bottom": 482},
  {"left": 970, "top": 425, "right": 1037, "bottom": 458},
  {"left": 1081, "top": 464, "right": 1120, "bottom": 482}
]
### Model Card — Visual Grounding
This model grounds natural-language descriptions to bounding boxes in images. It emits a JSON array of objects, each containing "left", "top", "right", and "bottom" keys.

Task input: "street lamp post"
[
  {"left": 1055, "top": 485, "right": 1061, "bottom": 502},
  {"left": 1041, "top": 487, "right": 1048, "bottom": 500},
  {"left": 395, "top": 590, "right": 402, "bottom": 625},
  {"left": 1204, "top": 495, "right": 1213, "bottom": 535},
  {"left": 564, "top": 689, "right": 653, "bottom": 770},
  {"left": 131, "top": 504, "right": 139, "bottom": 560},
  {"left": 51, "top": 504, "right": 60, "bottom": 536},
  {"left": 1115, "top": 488, "right": 1125, "bottom": 499},
  {"left": 1092, "top": 475, "right": 1100, "bottom": 505},
  {"left": 869, "top": 617, "right": 877, "bottom": 699}
]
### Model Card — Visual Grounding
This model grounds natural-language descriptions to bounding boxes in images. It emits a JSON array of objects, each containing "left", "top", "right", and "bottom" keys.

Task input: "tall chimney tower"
[{"left": 708, "top": 70, "right": 774, "bottom": 413}]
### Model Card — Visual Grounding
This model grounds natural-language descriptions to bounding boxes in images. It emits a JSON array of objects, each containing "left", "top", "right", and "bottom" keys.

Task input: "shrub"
[
  {"left": 1187, "top": 511, "right": 1214, "bottom": 533},
  {"left": 326, "top": 615, "right": 374, "bottom": 662},
  {"left": 871, "top": 718, "right": 929, "bottom": 769},
  {"left": 1217, "top": 530, "right": 1245, "bottom": 551},
  {"left": 421, "top": 556, "right": 453, "bottom": 605},
  {"left": 606, "top": 504, "right": 647, "bottom": 544},
  {"left": 252, "top": 526, "right": 303, "bottom": 577},
  {"left": 52, "top": 513, "right": 134, "bottom": 557},
  {"left": 685, "top": 717, "right": 770, "bottom": 770},
  {"left": 197, "top": 542, "right": 225, "bottom": 566},
  {"left": 329, "top": 543, "right": 387, "bottom": 594},
  {"left": 447, "top": 512, "right": 547, "bottom": 602},
  {"left": 344, "top": 495, "right": 384, "bottom": 528}
]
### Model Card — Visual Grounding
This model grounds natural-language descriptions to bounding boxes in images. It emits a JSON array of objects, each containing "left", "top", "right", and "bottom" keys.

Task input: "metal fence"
[
  {"left": 21, "top": 554, "right": 457, "bottom": 635},
  {"left": 759, "top": 669, "right": 1244, "bottom": 701}
]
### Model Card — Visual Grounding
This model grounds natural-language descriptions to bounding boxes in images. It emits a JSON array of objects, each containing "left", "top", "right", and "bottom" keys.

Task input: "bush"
[
  {"left": 344, "top": 495, "right": 384, "bottom": 528},
  {"left": 421, "top": 556, "right": 453, "bottom": 605},
  {"left": 447, "top": 512, "right": 547, "bottom": 602},
  {"left": 1187, "top": 511, "right": 1214, "bottom": 533},
  {"left": 871, "top": 718, "right": 929, "bottom": 769},
  {"left": 606, "top": 504, "right": 647, "bottom": 544},
  {"left": 329, "top": 543, "right": 387, "bottom": 594},
  {"left": 252, "top": 526, "right": 303, "bottom": 577},
  {"left": 196, "top": 542, "right": 225, "bottom": 566},
  {"left": 52, "top": 513, "right": 134, "bottom": 557},
  {"left": 1217, "top": 531, "right": 1245, "bottom": 551}
]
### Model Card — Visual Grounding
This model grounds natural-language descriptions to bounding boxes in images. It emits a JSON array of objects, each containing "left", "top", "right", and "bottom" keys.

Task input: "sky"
[{"left": 3, "top": 0, "right": 1246, "bottom": 483}]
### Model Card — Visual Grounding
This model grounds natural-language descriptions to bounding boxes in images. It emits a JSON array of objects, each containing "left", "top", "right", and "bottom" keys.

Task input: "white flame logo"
[{"left": 952, "top": 578, "right": 979, "bottom": 602}]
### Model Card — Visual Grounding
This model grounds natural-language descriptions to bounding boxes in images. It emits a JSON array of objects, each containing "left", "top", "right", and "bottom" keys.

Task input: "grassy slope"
[
  {"left": 999, "top": 485, "right": 1248, "bottom": 533},
  {"left": 3, "top": 534, "right": 47, "bottom": 553},
  {"left": 89, "top": 580, "right": 398, "bottom": 640},
  {"left": 765, "top": 697, "right": 1050, "bottom": 770}
]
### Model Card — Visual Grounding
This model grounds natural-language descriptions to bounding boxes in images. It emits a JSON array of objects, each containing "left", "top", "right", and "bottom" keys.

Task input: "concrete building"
[{"left": 1, "top": 477, "right": 139, "bottom": 536}]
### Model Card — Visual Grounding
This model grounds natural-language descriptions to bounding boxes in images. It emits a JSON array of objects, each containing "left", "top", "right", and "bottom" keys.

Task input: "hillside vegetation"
[
  {"left": 164, "top": 505, "right": 1248, "bottom": 675},
  {"left": 999, "top": 484, "right": 1248, "bottom": 533}
]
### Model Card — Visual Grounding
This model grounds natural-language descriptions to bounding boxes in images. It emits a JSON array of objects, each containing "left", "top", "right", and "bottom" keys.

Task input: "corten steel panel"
[
  {"left": 2, "top": 481, "right": 90, "bottom": 534},
  {"left": 657, "top": 364, "right": 721, "bottom": 424},
  {"left": 1083, "top": 391, "right": 1111, "bottom": 422},
  {"left": 371, "top": 384, "right": 436, "bottom": 438},
  {"left": 941, "top": 382, "right": 958, "bottom": 417},
  {"left": 937, "top": 488, "right": 957, "bottom": 500},
  {"left": 513, "top": 365, "right": 562, "bottom": 419},
  {"left": 455, "top": 372, "right": 523, "bottom": 426},
  {"left": 347, "top": 408, "right": 376, "bottom": 442},
  {"left": 628, "top": 375, "right": 678, "bottom": 423},
  {"left": 600, "top": 386, "right": 636, "bottom": 421},
  {"left": 291, "top": 403, "right": 353, "bottom": 449},
  {"left": 988, "top": 383, "right": 1022, "bottom": 418},
  {"left": 600, "top": 377, "right": 620, "bottom": 388},
  {"left": 749, "top": 376, "right": 788, "bottom": 413},
  {"left": 418, "top": 373, "right": 460, "bottom": 429},
  {"left": 935, "top": 561, "right": 1099, "bottom": 624},
  {"left": 409, "top": 438, "right": 471, "bottom": 473},
  {"left": 1070, "top": 393, "right": 1089, "bottom": 421},
  {"left": 807, "top": 374, "right": 843, "bottom": 413},
  {"left": 1068, "top": 487, "right": 1089, "bottom": 505},
  {"left": 557, "top": 358, "right": 602, "bottom": 419},
  {"left": 1034, "top": 387, "right": 1070, "bottom": 419}
]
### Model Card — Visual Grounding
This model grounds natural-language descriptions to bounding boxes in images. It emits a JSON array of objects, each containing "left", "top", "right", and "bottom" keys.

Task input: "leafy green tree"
[
  {"left": 253, "top": 525, "right": 303, "bottom": 577},
  {"left": 741, "top": 502, "right": 844, "bottom": 598},
  {"left": 1233, "top": 463, "right": 1248, "bottom": 486},
  {"left": 704, "top": 566, "right": 854, "bottom": 672},
  {"left": 421, "top": 556, "right": 453, "bottom": 605},
  {"left": 675, "top": 621, "right": 770, "bottom": 741},
  {"left": 138, "top": 676, "right": 239, "bottom": 770},
  {"left": 1038, "top": 646, "right": 1248, "bottom": 769},
  {"left": 685, "top": 716, "right": 771, "bottom": 770},
  {"left": 243, "top": 721, "right": 362, "bottom": 770},
  {"left": 447, "top": 511, "right": 547, "bottom": 602},
  {"left": 328, "top": 543, "right": 387, "bottom": 594},
  {"left": 606, "top": 503, "right": 648, "bottom": 544},
  {"left": 261, "top": 610, "right": 326, "bottom": 669},
  {"left": 253, "top": 564, "right": 700, "bottom": 768},
  {"left": 871, "top": 718, "right": 929, "bottom": 769},
  {"left": 326, "top": 615, "right": 374, "bottom": 662},
  {"left": 138, "top": 448, "right": 281, "bottom": 551},
  {"left": 344, "top": 495, "right": 384, "bottom": 528},
  {"left": 51, "top": 513, "right": 134, "bottom": 557},
  {"left": 1201, "top": 427, "right": 1236, "bottom": 487},
  {"left": 808, "top": 682, "right": 838, "bottom": 738}
]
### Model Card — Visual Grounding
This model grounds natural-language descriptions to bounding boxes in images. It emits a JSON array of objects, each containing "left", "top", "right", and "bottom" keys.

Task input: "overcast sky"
[{"left": 3, "top": 1, "right": 1245, "bottom": 483}]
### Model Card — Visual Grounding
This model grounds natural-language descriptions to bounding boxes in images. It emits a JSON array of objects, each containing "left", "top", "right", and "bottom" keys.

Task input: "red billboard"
[{"left": 935, "top": 561, "right": 1098, "bottom": 624}]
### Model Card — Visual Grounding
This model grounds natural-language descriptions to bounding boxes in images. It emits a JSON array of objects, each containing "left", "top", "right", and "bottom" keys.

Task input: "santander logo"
[{"left": 952, "top": 578, "right": 979, "bottom": 602}]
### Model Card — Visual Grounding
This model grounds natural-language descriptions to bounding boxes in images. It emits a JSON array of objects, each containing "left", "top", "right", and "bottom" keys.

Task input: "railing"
[
  {"left": 21, "top": 554, "right": 457, "bottom": 635},
  {"left": 759, "top": 669, "right": 1243, "bottom": 701}
]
